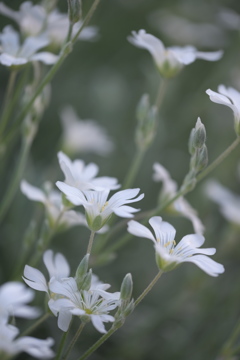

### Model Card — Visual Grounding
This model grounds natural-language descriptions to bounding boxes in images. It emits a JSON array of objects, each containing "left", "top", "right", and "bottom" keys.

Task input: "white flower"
[
  {"left": 205, "top": 180, "right": 240, "bottom": 225},
  {"left": 20, "top": 179, "right": 88, "bottom": 229},
  {"left": 49, "top": 277, "right": 120, "bottom": 333},
  {"left": 153, "top": 162, "right": 205, "bottom": 234},
  {"left": 127, "top": 216, "right": 224, "bottom": 276},
  {"left": 58, "top": 151, "right": 120, "bottom": 191},
  {"left": 60, "top": 106, "right": 114, "bottom": 155},
  {"left": 23, "top": 250, "right": 70, "bottom": 295},
  {"left": 206, "top": 85, "right": 240, "bottom": 134},
  {"left": 0, "top": 26, "right": 58, "bottom": 67},
  {"left": 0, "top": 2, "right": 98, "bottom": 47},
  {"left": 0, "top": 321, "right": 54, "bottom": 359},
  {"left": 56, "top": 182, "right": 144, "bottom": 231},
  {"left": 0, "top": 282, "right": 40, "bottom": 322},
  {"left": 128, "top": 29, "right": 223, "bottom": 77}
]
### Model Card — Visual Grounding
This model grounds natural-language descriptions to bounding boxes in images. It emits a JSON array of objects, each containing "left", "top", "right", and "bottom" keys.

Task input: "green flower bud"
[
  {"left": 193, "top": 118, "right": 206, "bottom": 149},
  {"left": 195, "top": 144, "right": 208, "bottom": 172},
  {"left": 68, "top": 0, "right": 82, "bottom": 24},
  {"left": 81, "top": 269, "right": 92, "bottom": 291},
  {"left": 136, "top": 94, "right": 150, "bottom": 124},
  {"left": 188, "top": 128, "right": 196, "bottom": 155},
  {"left": 75, "top": 254, "right": 89, "bottom": 283},
  {"left": 123, "top": 299, "right": 135, "bottom": 317},
  {"left": 120, "top": 273, "right": 133, "bottom": 302}
]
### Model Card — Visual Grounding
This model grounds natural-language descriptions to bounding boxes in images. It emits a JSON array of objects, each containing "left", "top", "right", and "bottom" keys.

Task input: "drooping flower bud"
[{"left": 68, "top": 0, "right": 82, "bottom": 24}]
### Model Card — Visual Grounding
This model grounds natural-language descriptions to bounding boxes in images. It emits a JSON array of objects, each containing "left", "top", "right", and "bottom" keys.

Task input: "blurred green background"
[{"left": 1, "top": 0, "right": 240, "bottom": 359}]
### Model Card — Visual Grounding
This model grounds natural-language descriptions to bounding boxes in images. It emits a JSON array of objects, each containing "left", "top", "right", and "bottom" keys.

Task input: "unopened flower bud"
[
  {"left": 68, "top": 0, "right": 82, "bottom": 24},
  {"left": 188, "top": 128, "right": 196, "bottom": 155},
  {"left": 193, "top": 118, "right": 206, "bottom": 149},
  {"left": 81, "top": 269, "right": 92, "bottom": 291},
  {"left": 75, "top": 254, "right": 89, "bottom": 282},
  {"left": 123, "top": 299, "right": 135, "bottom": 317},
  {"left": 195, "top": 144, "right": 208, "bottom": 172},
  {"left": 136, "top": 94, "right": 150, "bottom": 124},
  {"left": 120, "top": 273, "right": 133, "bottom": 302}
]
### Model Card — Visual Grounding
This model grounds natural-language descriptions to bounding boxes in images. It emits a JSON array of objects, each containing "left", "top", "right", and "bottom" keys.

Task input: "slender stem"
[
  {"left": 135, "top": 271, "right": 163, "bottom": 306},
  {"left": 123, "top": 148, "right": 145, "bottom": 189},
  {"left": 76, "top": 326, "right": 117, "bottom": 360},
  {"left": 196, "top": 136, "right": 240, "bottom": 182},
  {"left": 1, "top": 0, "right": 101, "bottom": 146},
  {"left": 87, "top": 231, "right": 96, "bottom": 255},
  {"left": 0, "top": 139, "right": 30, "bottom": 222},
  {"left": 20, "top": 313, "right": 50, "bottom": 337},
  {"left": 0, "top": 70, "right": 18, "bottom": 134},
  {"left": 155, "top": 78, "right": 168, "bottom": 110},
  {"left": 66, "top": 22, "right": 74, "bottom": 43},
  {"left": 219, "top": 316, "right": 240, "bottom": 359},
  {"left": 76, "top": 271, "right": 163, "bottom": 360},
  {"left": 72, "top": 0, "right": 100, "bottom": 44},
  {"left": 63, "top": 322, "right": 85, "bottom": 360},
  {"left": 55, "top": 331, "right": 68, "bottom": 360}
]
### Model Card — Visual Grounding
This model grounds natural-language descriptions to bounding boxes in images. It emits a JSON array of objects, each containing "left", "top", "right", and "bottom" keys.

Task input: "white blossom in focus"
[
  {"left": 56, "top": 182, "right": 144, "bottom": 231},
  {"left": 0, "top": 26, "right": 58, "bottom": 67},
  {"left": 153, "top": 162, "right": 205, "bottom": 234},
  {"left": 0, "top": 321, "right": 54, "bottom": 359},
  {"left": 205, "top": 180, "right": 240, "bottom": 225},
  {"left": 58, "top": 151, "right": 120, "bottom": 191},
  {"left": 0, "top": 282, "right": 40, "bottom": 322},
  {"left": 206, "top": 85, "right": 240, "bottom": 135},
  {"left": 60, "top": 106, "right": 114, "bottom": 155},
  {"left": 128, "top": 216, "right": 224, "bottom": 276},
  {"left": 49, "top": 277, "right": 120, "bottom": 333},
  {"left": 128, "top": 29, "right": 223, "bottom": 77},
  {"left": 0, "top": 2, "right": 98, "bottom": 47}
]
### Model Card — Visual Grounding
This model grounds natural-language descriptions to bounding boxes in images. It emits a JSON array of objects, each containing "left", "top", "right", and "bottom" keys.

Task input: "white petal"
[
  {"left": 91, "top": 314, "right": 107, "bottom": 333},
  {"left": 20, "top": 180, "right": 46, "bottom": 203},
  {"left": 56, "top": 181, "right": 86, "bottom": 206},
  {"left": 195, "top": 50, "right": 223, "bottom": 61},
  {"left": 183, "top": 255, "right": 225, "bottom": 277},
  {"left": 127, "top": 220, "right": 155, "bottom": 242},
  {"left": 23, "top": 265, "right": 48, "bottom": 293},
  {"left": 149, "top": 216, "right": 176, "bottom": 246},
  {"left": 30, "top": 51, "right": 59, "bottom": 64}
]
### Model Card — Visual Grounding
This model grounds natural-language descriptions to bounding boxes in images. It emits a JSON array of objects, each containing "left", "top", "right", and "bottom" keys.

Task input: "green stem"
[
  {"left": 196, "top": 136, "right": 240, "bottom": 182},
  {"left": 1, "top": 0, "right": 101, "bottom": 147},
  {"left": 219, "top": 317, "right": 240, "bottom": 359},
  {"left": 76, "top": 326, "right": 117, "bottom": 360},
  {"left": 123, "top": 148, "right": 145, "bottom": 189},
  {"left": 76, "top": 271, "right": 163, "bottom": 360},
  {"left": 55, "top": 331, "right": 68, "bottom": 360},
  {"left": 0, "top": 139, "right": 31, "bottom": 222},
  {"left": 155, "top": 78, "right": 168, "bottom": 110},
  {"left": 0, "top": 70, "right": 18, "bottom": 134},
  {"left": 87, "top": 231, "right": 96, "bottom": 255},
  {"left": 135, "top": 271, "right": 163, "bottom": 306},
  {"left": 20, "top": 313, "right": 50, "bottom": 337},
  {"left": 63, "top": 322, "right": 85, "bottom": 360}
]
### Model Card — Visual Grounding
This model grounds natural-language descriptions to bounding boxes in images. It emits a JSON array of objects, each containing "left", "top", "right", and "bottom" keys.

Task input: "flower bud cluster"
[
  {"left": 114, "top": 273, "right": 135, "bottom": 328},
  {"left": 182, "top": 118, "right": 208, "bottom": 191},
  {"left": 135, "top": 94, "right": 158, "bottom": 151}
]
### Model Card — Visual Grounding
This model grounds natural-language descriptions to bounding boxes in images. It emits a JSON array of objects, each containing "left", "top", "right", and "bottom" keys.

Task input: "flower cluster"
[{"left": 23, "top": 250, "right": 120, "bottom": 333}]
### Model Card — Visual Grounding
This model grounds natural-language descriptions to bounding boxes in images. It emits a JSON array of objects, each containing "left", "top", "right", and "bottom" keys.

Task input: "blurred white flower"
[
  {"left": 0, "top": 320, "right": 54, "bottom": 359},
  {"left": 0, "top": 2, "right": 98, "bottom": 47},
  {"left": 128, "top": 216, "right": 224, "bottom": 276},
  {"left": 153, "top": 162, "right": 205, "bottom": 234},
  {"left": 149, "top": 10, "right": 226, "bottom": 48},
  {"left": 49, "top": 277, "right": 120, "bottom": 333},
  {"left": 0, "top": 26, "right": 58, "bottom": 67},
  {"left": 60, "top": 106, "right": 114, "bottom": 156},
  {"left": 21, "top": 180, "right": 84, "bottom": 227},
  {"left": 205, "top": 180, "right": 240, "bottom": 225},
  {"left": 58, "top": 151, "right": 119, "bottom": 192},
  {"left": 56, "top": 183, "right": 144, "bottom": 231},
  {"left": 218, "top": 7, "right": 240, "bottom": 30},
  {"left": 206, "top": 85, "right": 240, "bottom": 135},
  {"left": 128, "top": 29, "right": 223, "bottom": 77},
  {"left": 0, "top": 282, "right": 40, "bottom": 322}
]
